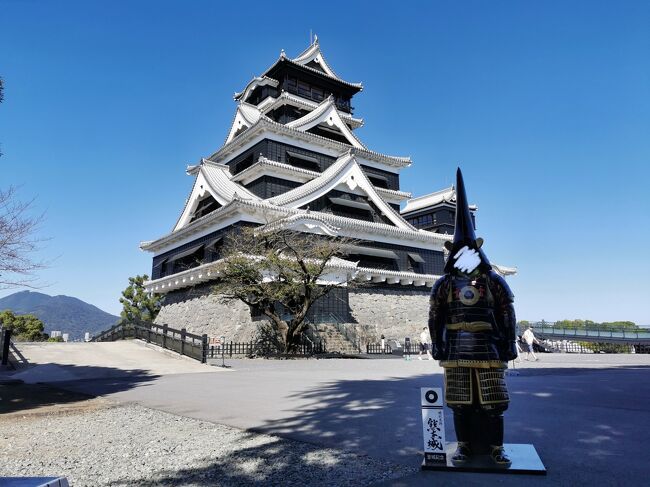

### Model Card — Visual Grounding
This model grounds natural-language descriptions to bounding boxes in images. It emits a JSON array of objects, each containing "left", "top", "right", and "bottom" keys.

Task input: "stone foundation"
[
  {"left": 154, "top": 283, "right": 260, "bottom": 342},
  {"left": 348, "top": 287, "right": 430, "bottom": 343},
  {"left": 155, "top": 283, "right": 432, "bottom": 346}
]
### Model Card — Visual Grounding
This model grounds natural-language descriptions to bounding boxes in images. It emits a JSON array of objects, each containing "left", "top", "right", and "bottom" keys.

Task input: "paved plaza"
[{"left": 7, "top": 345, "right": 647, "bottom": 486}]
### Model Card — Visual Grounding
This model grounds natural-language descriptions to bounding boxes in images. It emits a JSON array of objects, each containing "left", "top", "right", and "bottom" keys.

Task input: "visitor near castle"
[{"left": 522, "top": 327, "right": 540, "bottom": 361}]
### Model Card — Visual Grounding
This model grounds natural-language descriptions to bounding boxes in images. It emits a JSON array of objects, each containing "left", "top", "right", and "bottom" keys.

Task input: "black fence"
[
  {"left": 366, "top": 343, "right": 393, "bottom": 354},
  {"left": 206, "top": 339, "right": 326, "bottom": 359},
  {"left": 1, "top": 327, "right": 12, "bottom": 366},
  {"left": 93, "top": 321, "right": 328, "bottom": 362},
  {"left": 93, "top": 321, "right": 208, "bottom": 363}
]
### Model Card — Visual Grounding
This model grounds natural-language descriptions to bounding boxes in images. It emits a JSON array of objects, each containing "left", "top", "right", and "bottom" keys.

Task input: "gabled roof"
[
  {"left": 258, "top": 91, "right": 364, "bottom": 128},
  {"left": 292, "top": 35, "right": 340, "bottom": 79},
  {"left": 143, "top": 190, "right": 450, "bottom": 254},
  {"left": 401, "top": 185, "right": 478, "bottom": 215},
  {"left": 268, "top": 151, "right": 417, "bottom": 231},
  {"left": 231, "top": 155, "right": 320, "bottom": 185},
  {"left": 285, "top": 96, "right": 366, "bottom": 149},
  {"left": 260, "top": 38, "right": 363, "bottom": 90},
  {"left": 233, "top": 76, "right": 279, "bottom": 102},
  {"left": 224, "top": 102, "right": 262, "bottom": 144},
  {"left": 209, "top": 116, "right": 411, "bottom": 169},
  {"left": 173, "top": 160, "right": 260, "bottom": 231},
  {"left": 259, "top": 213, "right": 341, "bottom": 237},
  {"left": 230, "top": 155, "right": 411, "bottom": 202},
  {"left": 493, "top": 264, "right": 517, "bottom": 277}
]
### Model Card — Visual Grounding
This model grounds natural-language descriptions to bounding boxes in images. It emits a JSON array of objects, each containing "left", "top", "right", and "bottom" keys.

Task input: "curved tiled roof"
[
  {"left": 267, "top": 152, "right": 416, "bottom": 231},
  {"left": 260, "top": 41, "right": 363, "bottom": 91},
  {"left": 172, "top": 161, "right": 259, "bottom": 232},
  {"left": 258, "top": 213, "right": 341, "bottom": 237},
  {"left": 201, "top": 162, "right": 258, "bottom": 202},
  {"left": 223, "top": 102, "right": 262, "bottom": 145},
  {"left": 292, "top": 36, "right": 341, "bottom": 79},
  {"left": 285, "top": 96, "right": 366, "bottom": 149},
  {"left": 231, "top": 156, "right": 320, "bottom": 184},
  {"left": 402, "top": 185, "right": 478, "bottom": 214},
  {"left": 209, "top": 116, "right": 411, "bottom": 168},
  {"left": 258, "top": 92, "right": 364, "bottom": 128},
  {"left": 233, "top": 76, "right": 279, "bottom": 102},
  {"left": 143, "top": 254, "right": 441, "bottom": 294},
  {"left": 143, "top": 194, "right": 450, "bottom": 253}
]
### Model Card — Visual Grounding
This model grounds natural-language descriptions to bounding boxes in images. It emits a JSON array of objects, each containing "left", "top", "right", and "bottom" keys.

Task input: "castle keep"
[{"left": 140, "top": 38, "right": 514, "bottom": 348}]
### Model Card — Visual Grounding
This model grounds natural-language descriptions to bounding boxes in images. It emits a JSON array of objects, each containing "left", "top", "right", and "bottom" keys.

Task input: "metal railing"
[
  {"left": 521, "top": 322, "right": 650, "bottom": 344},
  {"left": 301, "top": 323, "right": 326, "bottom": 353},
  {"left": 93, "top": 320, "right": 209, "bottom": 363},
  {"left": 205, "top": 339, "right": 326, "bottom": 359},
  {"left": 367, "top": 343, "right": 393, "bottom": 354},
  {"left": 1, "top": 327, "right": 12, "bottom": 366}
]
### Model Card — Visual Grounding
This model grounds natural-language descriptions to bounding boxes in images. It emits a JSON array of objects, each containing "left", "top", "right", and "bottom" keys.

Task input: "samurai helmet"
[{"left": 443, "top": 168, "right": 492, "bottom": 274}]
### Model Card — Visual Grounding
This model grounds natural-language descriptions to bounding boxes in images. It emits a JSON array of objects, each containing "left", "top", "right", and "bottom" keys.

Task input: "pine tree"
[{"left": 119, "top": 275, "right": 162, "bottom": 322}]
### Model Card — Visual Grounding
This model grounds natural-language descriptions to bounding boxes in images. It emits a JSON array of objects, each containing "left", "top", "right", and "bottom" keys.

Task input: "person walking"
[
  {"left": 419, "top": 327, "right": 433, "bottom": 360},
  {"left": 522, "top": 327, "right": 540, "bottom": 361},
  {"left": 515, "top": 336, "right": 524, "bottom": 363}
]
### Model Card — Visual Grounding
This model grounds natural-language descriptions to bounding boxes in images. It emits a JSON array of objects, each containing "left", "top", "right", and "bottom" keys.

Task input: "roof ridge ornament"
[{"left": 280, "top": 49, "right": 286, "bottom": 58}]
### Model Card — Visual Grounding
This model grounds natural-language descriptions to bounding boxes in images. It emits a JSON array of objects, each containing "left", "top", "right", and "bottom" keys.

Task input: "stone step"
[{"left": 312, "top": 325, "right": 360, "bottom": 354}]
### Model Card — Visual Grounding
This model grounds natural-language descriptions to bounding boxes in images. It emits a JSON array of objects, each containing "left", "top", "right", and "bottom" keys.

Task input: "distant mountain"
[{"left": 0, "top": 291, "right": 119, "bottom": 340}]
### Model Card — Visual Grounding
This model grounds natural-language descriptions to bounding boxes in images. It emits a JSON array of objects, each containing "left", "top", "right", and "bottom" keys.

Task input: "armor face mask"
[{"left": 443, "top": 168, "right": 491, "bottom": 274}]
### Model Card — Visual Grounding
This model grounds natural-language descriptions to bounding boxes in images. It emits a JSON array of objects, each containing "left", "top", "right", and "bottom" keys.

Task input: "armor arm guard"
[
  {"left": 428, "top": 275, "right": 450, "bottom": 360},
  {"left": 489, "top": 271, "right": 518, "bottom": 361}
]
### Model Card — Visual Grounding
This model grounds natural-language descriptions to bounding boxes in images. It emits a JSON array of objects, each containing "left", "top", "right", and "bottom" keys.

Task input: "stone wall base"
[
  {"left": 155, "top": 284, "right": 432, "bottom": 346},
  {"left": 154, "top": 283, "right": 261, "bottom": 342},
  {"left": 348, "top": 287, "right": 430, "bottom": 344}
]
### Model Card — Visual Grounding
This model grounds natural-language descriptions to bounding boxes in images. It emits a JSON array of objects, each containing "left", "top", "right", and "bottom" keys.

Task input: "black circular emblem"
[
  {"left": 459, "top": 285, "right": 480, "bottom": 306},
  {"left": 425, "top": 390, "right": 439, "bottom": 404}
]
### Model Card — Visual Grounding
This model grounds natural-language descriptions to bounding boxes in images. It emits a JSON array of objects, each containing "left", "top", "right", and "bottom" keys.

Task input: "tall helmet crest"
[{"left": 443, "top": 168, "right": 492, "bottom": 273}]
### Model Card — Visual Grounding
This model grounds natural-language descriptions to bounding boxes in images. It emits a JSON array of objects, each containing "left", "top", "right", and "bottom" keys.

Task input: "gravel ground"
[{"left": 0, "top": 402, "right": 416, "bottom": 486}]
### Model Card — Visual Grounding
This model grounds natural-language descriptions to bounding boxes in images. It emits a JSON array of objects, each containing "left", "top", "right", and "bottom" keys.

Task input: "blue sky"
[{"left": 1, "top": 1, "right": 649, "bottom": 324}]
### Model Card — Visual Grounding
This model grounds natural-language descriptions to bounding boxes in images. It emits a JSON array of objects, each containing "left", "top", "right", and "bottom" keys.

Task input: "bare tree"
[
  {"left": 0, "top": 186, "right": 46, "bottom": 289},
  {"left": 212, "top": 226, "right": 360, "bottom": 353},
  {"left": 1, "top": 76, "right": 4, "bottom": 157}
]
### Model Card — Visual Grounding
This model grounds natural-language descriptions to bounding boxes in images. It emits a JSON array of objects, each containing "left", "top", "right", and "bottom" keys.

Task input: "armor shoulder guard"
[
  {"left": 488, "top": 271, "right": 515, "bottom": 303},
  {"left": 430, "top": 274, "right": 450, "bottom": 300}
]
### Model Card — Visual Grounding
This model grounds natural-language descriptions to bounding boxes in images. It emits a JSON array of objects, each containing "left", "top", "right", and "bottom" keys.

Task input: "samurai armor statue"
[{"left": 428, "top": 168, "right": 518, "bottom": 467}]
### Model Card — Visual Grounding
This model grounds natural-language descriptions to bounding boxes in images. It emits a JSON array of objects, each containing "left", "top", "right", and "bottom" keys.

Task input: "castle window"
[
  {"left": 190, "top": 195, "right": 221, "bottom": 223},
  {"left": 232, "top": 154, "right": 255, "bottom": 174},
  {"left": 204, "top": 236, "right": 223, "bottom": 262},
  {"left": 312, "top": 86, "right": 324, "bottom": 101},
  {"left": 168, "top": 244, "right": 204, "bottom": 273},
  {"left": 407, "top": 252, "right": 425, "bottom": 273},
  {"left": 153, "top": 258, "right": 168, "bottom": 278},
  {"left": 286, "top": 150, "right": 321, "bottom": 171},
  {"left": 342, "top": 245, "right": 399, "bottom": 271},
  {"left": 328, "top": 197, "right": 373, "bottom": 212},
  {"left": 367, "top": 174, "right": 389, "bottom": 189}
]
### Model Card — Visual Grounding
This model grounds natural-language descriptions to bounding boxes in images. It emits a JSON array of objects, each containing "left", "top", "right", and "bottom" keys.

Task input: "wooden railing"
[{"left": 92, "top": 320, "right": 209, "bottom": 363}]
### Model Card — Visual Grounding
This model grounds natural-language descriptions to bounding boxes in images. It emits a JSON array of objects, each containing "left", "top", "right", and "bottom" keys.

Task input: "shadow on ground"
[
  {"left": 126, "top": 365, "right": 649, "bottom": 486},
  {"left": 0, "top": 365, "right": 158, "bottom": 415}
]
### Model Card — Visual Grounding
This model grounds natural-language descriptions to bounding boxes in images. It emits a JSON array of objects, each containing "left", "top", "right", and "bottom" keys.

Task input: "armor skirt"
[{"left": 444, "top": 367, "right": 509, "bottom": 405}]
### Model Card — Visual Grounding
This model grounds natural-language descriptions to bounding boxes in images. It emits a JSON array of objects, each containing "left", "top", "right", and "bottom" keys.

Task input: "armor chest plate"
[{"left": 449, "top": 275, "right": 492, "bottom": 309}]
